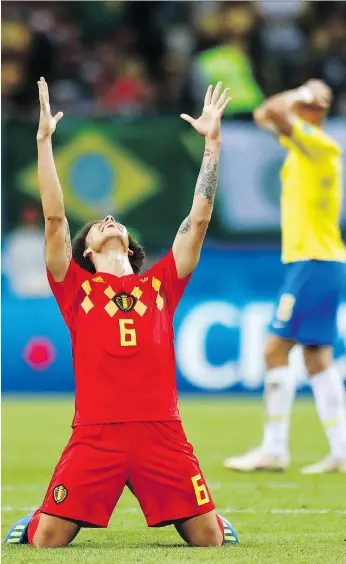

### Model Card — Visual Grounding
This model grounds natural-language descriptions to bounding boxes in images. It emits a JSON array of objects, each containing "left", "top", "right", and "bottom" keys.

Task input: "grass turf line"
[{"left": 2, "top": 397, "right": 346, "bottom": 564}]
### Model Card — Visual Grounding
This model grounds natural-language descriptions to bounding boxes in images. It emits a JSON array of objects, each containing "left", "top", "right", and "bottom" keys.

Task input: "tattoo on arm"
[
  {"left": 194, "top": 149, "right": 219, "bottom": 205},
  {"left": 65, "top": 220, "right": 72, "bottom": 261},
  {"left": 203, "top": 148, "right": 213, "bottom": 165},
  {"left": 178, "top": 216, "right": 192, "bottom": 235}
]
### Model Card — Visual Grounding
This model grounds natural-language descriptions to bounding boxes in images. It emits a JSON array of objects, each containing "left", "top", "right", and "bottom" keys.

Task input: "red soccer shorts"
[{"left": 40, "top": 421, "right": 215, "bottom": 527}]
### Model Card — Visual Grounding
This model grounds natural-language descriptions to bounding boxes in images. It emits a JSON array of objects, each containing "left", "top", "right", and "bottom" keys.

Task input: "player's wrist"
[
  {"left": 205, "top": 136, "right": 222, "bottom": 149},
  {"left": 37, "top": 132, "right": 52, "bottom": 143}
]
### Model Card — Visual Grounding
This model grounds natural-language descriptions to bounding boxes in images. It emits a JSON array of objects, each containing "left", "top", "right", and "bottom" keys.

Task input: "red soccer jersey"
[{"left": 47, "top": 250, "right": 190, "bottom": 426}]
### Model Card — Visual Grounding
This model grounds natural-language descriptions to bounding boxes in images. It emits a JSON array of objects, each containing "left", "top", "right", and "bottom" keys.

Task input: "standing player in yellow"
[{"left": 224, "top": 79, "right": 346, "bottom": 474}]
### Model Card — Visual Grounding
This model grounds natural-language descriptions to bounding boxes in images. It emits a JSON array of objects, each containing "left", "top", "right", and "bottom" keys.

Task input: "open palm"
[
  {"left": 37, "top": 77, "right": 63, "bottom": 141},
  {"left": 180, "top": 82, "right": 231, "bottom": 139}
]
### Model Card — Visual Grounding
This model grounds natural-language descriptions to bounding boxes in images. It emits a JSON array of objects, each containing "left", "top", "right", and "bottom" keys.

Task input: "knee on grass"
[
  {"left": 187, "top": 526, "right": 223, "bottom": 547},
  {"left": 32, "top": 525, "right": 71, "bottom": 548},
  {"left": 29, "top": 512, "right": 79, "bottom": 548}
]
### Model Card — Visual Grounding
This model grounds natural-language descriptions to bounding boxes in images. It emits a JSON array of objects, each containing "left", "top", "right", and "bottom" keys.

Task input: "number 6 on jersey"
[{"left": 119, "top": 319, "right": 137, "bottom": 346}]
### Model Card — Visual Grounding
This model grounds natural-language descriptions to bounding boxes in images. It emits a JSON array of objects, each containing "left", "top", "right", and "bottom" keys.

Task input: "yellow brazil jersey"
[{"left": 280, "top": 118, "right": 346, "bottom": 263}]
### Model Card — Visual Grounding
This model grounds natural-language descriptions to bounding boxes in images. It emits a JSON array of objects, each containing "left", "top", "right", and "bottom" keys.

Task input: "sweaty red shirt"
[{"left": 47, "top": 251, "right": 190, "bottom": 426}]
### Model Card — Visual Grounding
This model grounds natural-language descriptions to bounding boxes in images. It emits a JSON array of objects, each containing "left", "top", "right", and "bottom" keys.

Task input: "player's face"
[{"left": 86, "top": 216, "right": 129, "bottom": 253}]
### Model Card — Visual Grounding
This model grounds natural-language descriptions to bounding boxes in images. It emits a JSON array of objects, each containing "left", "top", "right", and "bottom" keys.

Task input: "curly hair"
[{"left": 72, "top": 221, "right": 145, "bottom": 275}]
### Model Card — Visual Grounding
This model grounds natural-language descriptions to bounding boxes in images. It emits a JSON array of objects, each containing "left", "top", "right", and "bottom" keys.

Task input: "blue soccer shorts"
[{"left": 269, "top": 260, "right": 346, "bottom": 346}]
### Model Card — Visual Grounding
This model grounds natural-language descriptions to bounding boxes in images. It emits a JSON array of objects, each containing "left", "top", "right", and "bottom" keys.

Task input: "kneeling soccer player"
[{"left": 5, "top": 78, "right": 238, "bottom": 548}]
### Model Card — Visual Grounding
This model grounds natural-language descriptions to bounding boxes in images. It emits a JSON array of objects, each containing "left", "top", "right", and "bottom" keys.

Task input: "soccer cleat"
[
  {"left": 224, "top": 447, "right": 290, "bottom": 472},
  {"left": 301, "top": 455, "right": 346, "bottom": 475},
  {"left": 4, "top": 512, "right": 34, "bottom": 544},
  {"left": 217, "top": 514, "right": 239, "bottom": 545}
]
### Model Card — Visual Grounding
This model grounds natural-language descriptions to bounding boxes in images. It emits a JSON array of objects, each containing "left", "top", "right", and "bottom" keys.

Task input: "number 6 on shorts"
[{"left": 191, "top": 473, "right": 210, "bottom": 506}]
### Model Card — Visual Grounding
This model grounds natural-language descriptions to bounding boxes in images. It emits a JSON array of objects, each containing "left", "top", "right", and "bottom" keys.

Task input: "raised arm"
[
  {"left": 172, "top": 82, "right": 231, "bottom": 278},
  {"left": 253, "top": 79, "right": 331, "bottom": 137},
  {"left": 37, "top": 77, "right": 69, "bottom": 282}
]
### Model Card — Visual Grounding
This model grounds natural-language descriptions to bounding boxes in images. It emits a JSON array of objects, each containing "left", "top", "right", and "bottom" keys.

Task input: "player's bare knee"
[
  {"left": 188, "top": 527, "right": 223, "bottom": 547},
  {"left": 32, "top": 526, "right": 70, "bottom": 548},
  {"left": 306, "top": 358, "right": 330, "bottom": 376},
  {"left": 304, "top": 347, "right": 332, "bottom": 376},
  {"left": 264, "top": 339, "right": 290, "bottom": 369},
  {"left": 33, "top": 534, "right": 70, "bottom": 548},
  {"left": 205, "top": 529, "right": 223, "bottom": 547}
]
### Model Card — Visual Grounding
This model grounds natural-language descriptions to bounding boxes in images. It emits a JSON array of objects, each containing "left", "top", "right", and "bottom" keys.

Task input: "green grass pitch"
[{"left": 2, "top": 397, "right": 345, "bottom": 564}]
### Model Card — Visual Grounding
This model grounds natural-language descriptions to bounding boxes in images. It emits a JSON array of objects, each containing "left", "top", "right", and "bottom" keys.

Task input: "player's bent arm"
[
  {"left": 255, "top": 90, "right": 339, "bottom": 160},
  {"left": 38, "top": 137, "right": 71, "bottom": 281},
  {"left": 173, "top": 138, "right": 220, "bottom": 278},
  {"left": 253, "top": 90, "right": 299, "bottom": 137},
  {"left": 253, "top": 82, "right": 322, "bottom": 137}
]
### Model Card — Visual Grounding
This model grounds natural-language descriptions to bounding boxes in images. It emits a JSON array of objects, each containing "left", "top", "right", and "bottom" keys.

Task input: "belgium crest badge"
[
  {"left": 114, "top": 293, "right": 136, "bottom": 313},
  {"left": 53, "top": 484, "right": 68, "bottom": 504}
]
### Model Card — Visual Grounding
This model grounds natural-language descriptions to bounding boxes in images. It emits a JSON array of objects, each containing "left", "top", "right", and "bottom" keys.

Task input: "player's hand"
[
  {"left": 37, "top": 77, "right": 63, "bottom": 142},
  {"left": 303, "top": 79, "right": 332, "bottom": 109},
  {"left": 180, "top": 82, "right": 232, "bottom": 140}
]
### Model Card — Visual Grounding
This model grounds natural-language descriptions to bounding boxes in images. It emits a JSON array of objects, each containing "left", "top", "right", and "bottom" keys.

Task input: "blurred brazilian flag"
[{"left": 19, "top": 126, "right": 159, "bottom": 223}]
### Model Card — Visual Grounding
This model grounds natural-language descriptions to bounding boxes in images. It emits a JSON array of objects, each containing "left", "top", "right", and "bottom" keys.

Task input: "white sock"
[
  {"left": 262, "top": 366, "right": 296, "bottom": 456},
  {"left": 310, "top": 366, "right": 346, "bottom": 459}
]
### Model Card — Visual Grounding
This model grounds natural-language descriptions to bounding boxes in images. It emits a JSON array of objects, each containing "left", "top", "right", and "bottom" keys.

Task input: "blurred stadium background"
[
  {"left": 2, "top": 0, "right": 346, "bottom": 395},
  {"left": 2, "top": 2, "right": 346, "bottom": 562}
]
